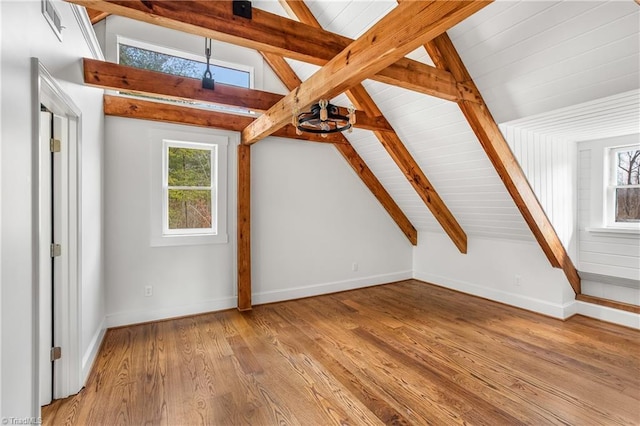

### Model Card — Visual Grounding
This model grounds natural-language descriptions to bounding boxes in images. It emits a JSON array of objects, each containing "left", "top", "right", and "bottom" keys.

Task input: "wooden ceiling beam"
[
  {"left": 65, "top": 0, "right": 478, "bottom": 102},
  {"left": 103, "top": 95, "right": 345, "bottom": 144},
  {"left": 86, "top": 7, "right": 109, "bottom": 24},
  {"left": 423, "top": 32, "right": 580, "bottom": 293},
  {"left": 260, "top": 52, "right": 418, "bottom": 246},
  {"left": 281, "top": 0, "right": 465, "bottom": 252},
  {"left": 83, "top": 58, "right": 392, "bottom": 133},
  {"left": 349, "top": 86, "right": 467, "bottom": 253},
  {"left": 241, "top": 0, "right": 490, "bottom": 145}
]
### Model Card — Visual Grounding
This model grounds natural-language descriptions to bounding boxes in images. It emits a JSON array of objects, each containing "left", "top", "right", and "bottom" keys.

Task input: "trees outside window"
[
  {"left": 611, "top": 147, "right": 640, "bottom": 224},
  {"left": 116, "top": 38, "right": 253, "bottom": 113},
  {"left": 163, "top": 141, "right": 217, "bottom": 235},
  {"left": 167, "top": 146, "right": 213, "bottom": 230},
  {"left": 119, "top": 43, "right": 250, "bottom": 87}
]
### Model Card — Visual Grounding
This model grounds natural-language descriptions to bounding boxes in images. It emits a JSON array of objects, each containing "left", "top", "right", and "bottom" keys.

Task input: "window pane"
[
  {"left": 168, "top": 189, "right": 212, "bottom": 229},
  {"left": 615, "top": 187, "right": 640, "bottom": 222},
  {"left": 119, "top": 44, "right": 250, "bottom": 87},
  {"left": 168, "top": 147, "right": 211, "bottom": 187},
  {"left": 616, "top": 150, "right": 640, "bottom": 185}
]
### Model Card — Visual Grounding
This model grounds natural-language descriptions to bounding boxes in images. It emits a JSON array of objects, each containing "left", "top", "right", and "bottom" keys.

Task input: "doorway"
[{"left": 34, "top": 59, "right": 82, "bottom": 412}]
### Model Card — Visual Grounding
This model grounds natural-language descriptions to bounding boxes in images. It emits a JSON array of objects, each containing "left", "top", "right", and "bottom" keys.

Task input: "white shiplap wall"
[{"left": 500, "top": 125, "right": 577, "bottom": 258}]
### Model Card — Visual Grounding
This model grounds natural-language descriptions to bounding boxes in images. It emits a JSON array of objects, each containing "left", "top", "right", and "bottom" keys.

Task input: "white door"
[
  {"left": 39, "top": 110, "right": 64, "bottom": 406},
  {"left": 39, "top": 109, "right": 54, "bottom": 406}
]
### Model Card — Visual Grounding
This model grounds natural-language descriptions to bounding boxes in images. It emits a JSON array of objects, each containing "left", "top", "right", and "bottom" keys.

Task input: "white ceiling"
[{"left": 502, "top": 89, "right": 639, "bottom": 143}]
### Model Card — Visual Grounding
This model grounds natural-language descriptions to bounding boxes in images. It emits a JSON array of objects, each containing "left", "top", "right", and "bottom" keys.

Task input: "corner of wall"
[
  {"left": 81, "top": 317, "right": 106, "bottom": 383},
  {"left": 412, "top": 231, "right": 569, "bottom": 319}
]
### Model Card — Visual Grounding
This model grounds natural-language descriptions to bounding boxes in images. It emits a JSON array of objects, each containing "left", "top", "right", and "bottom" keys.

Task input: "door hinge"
[
  {"left": 50, "top": 138, "right": 61, "bottom": 153},
  {"left": 50, "top": 346, "right": 62, "bottom": 362},
  {"left": 50, "top": 243, "right": 61, "bottom": 257}
]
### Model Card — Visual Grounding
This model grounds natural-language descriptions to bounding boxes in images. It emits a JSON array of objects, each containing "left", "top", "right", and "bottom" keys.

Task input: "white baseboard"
[
  {"left": 106, "top": 296, "right": 237, "bottom": 328},
  {"left": 414, "top": 271, "right": 640, "bottom": 329},
  {"left": 81, "top": 317, "right": 106, "bottom": 384},
  {"left": 572, "top": 301, "right": 640, "bottom": 329},
  {"left": 252, "top": 270, "right": 413, "bottom": 306},
  {"left": 105, "top": 272, "right": 412, "bottom": 328},
  {"left": 413, "top": 271, "right": 571, "bottom": 319}
]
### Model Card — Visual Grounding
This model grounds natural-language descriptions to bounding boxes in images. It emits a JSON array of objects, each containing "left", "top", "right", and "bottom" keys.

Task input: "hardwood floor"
[{"left": 43, "top": 280, "right": 640, "bottom": 425}]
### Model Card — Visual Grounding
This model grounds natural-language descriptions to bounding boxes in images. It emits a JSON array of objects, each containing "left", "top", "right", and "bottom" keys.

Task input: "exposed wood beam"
[
  {"left": 576, "top": 294, "right": 640, "bottom": 315},
  {"left": 83, "top": 58, "right": 392, "bottom": 133},
  {"left": 423, "top": 32, "right": 580, "bottom": 293},
  {"left": 348, "top": 86, "right": 467, "bottom": 253},
  {"left": 280, "top": 1, "right": 465, "bottom": 252},
  {"left": 334, "top": 144, "right": 418, "bottom": 245},
  {"left": 65, "top": 0, "right": 480, "bottom": 102},
  {"left": 103, "top": 95, "right": 346, "bottom": 144},
  {"left": 86, "top": 7, "right": 109, "bottom": 24},
  {"left": 85, "top": 58, "right": 282, "bottom": 111},
  {"left": 237, "top": 143, "right": 252, "bottom": 311},
  {"left": 241, "top": 0, "right": 490, "bottom": 145},
  {"left": 260, "top": 52, "right": 418, "bottom": 246}
]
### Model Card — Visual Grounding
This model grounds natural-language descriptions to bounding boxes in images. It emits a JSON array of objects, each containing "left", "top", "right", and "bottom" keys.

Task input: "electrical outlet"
[
  {"left": 352, "top": 262, "right": 358, "bottom": 272},
  {"left": 514, "top": 275, "right": 521, "bottom": 287},
  {"left": 144, "top": 285, "right": 153, "bottom": 297}
]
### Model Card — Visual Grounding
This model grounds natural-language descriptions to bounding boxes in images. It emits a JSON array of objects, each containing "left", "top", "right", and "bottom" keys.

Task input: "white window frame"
[
  {"left": 116, "top": 35, "right": 255, "bottom": 88},
  {"left": 150, "top": 128, "right": 230, "bottom": 247},
  {"left": 163, "top": 140, "right": 217, "bottom": 236},
  {"left": 605, "top": 144, "right": 640, "bottom": 229}
]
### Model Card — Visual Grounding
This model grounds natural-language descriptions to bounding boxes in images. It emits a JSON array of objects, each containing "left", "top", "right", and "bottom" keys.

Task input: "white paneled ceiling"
[
  {"left": 252, "top": 0, "right": 639, "bottom": 242},
  {"left": 451, "top": 1, "right": 639, "bottom": 123},
  {"left": 501, "top": 89, "right": 640, "bottom": 143}
]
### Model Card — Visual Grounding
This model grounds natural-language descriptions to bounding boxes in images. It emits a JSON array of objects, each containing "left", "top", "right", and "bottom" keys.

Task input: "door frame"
[{"left": 31, "top": 58, "right": 82, "bottom": 411}]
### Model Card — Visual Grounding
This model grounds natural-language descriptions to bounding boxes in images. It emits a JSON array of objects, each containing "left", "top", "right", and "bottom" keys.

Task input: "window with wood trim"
[{"left": 607, "top": 145, "right": 640, "bottom": 226}]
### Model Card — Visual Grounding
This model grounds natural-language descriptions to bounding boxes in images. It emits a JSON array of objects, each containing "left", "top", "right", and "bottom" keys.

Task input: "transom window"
[
  {"left": 119, "top": 43, "right": 250, "bottom": 87},
  {"left": 608, "top": 145, "right": 640, "bottom": 225},
  {"left": 116, "top": 37, "right": 254, "bottom": 112},
  {"left": 163, "top": 140, "right": 217, "bottom": 236}
]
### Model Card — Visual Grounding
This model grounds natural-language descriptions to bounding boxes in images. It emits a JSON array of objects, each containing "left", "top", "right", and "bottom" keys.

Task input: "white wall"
[
  {"left": 104, "top": 119, "right": 238, "bottom": 326},
  {"left": 413, "top": 231, "right": 575, "bottom": 319},
  {"left": 251, "top": 138, "right": 413, "bottom": 304},
  {"left": 0, "top": 0, "right": 104, "bottom": 418},
  {"left": 577, "top": 134, "right": 640, "bottom": 304},
  {"left": 104, "top": 117, "right": 412, "bottom": 326}
]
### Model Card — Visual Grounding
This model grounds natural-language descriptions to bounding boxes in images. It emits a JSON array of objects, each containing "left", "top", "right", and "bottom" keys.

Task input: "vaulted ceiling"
[{"left": 75, "top": 0, "right": 639, "bottom": 307}]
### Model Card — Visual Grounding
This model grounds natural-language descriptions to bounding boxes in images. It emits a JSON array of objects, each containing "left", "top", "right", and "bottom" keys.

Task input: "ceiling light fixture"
[{"left": 294, "top": 99, "right": 356, "bottom": 138}]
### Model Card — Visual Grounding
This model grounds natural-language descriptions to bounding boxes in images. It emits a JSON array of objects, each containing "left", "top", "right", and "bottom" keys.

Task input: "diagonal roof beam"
[
  {"left": 422, "top": 32, "right": 580, "bottom": 294},
  {"left": 64, "top": 0, "right": 479, "bottom": 102},
  {"left": 280, "top": 0, "right": 466, "bottom": 253},
  {"left": 241, "top": 0, "right": 490, "bottom": 145},
  {"left": 82, "top": 58, "right": 393, "bottom": 133},
  {"left": 261, "top": 52, "right": 418, "bottom": 246}
]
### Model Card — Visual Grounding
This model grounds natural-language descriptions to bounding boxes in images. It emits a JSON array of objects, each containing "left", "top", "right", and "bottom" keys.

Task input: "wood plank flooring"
[{"left": 43, "top": 280, "right": 640, "bottom": 425}]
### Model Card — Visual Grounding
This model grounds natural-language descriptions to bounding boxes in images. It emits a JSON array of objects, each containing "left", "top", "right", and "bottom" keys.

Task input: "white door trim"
[{"left": 32, "top": 58, "right": 83, "bottom": 411}]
